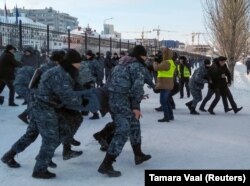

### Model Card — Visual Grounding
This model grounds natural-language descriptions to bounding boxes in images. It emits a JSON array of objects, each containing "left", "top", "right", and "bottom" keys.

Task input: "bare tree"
[{"left": 202, "top": 0, "right": 250, "bottom": 80}]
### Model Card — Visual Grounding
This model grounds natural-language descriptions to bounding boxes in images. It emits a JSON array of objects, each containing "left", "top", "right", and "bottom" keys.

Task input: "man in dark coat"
[
  {"left": 198, "top": 58, "right": 219, "bottom": 112},
  {"left": 0, "top": 45, "right": 22, "bottom": 106},
  {"left": 206, "top": 56, "right": 243, "bottom": 114},
  {"left": 21, "top": 47, "right": 40, "bottom": 69}
]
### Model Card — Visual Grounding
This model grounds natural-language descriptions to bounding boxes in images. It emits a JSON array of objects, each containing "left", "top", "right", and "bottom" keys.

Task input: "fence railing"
[{"left": 0, "top": 20, "right": 158, "bottom": 55}]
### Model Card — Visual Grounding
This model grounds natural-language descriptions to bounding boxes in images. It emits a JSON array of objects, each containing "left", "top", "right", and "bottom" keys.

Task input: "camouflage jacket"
[
  {"left": 14, "top": 66, "right": 36, "bottom": 99},
  {"left": 108, "top": 56, "right": 146, "bottom": 110},
  {"left": 78, "top": 61, "right": 96, "bottom": 87},
  {"left": 35, "top": 66, "right": 83, "bottom": 108},
  {"left": 189, "top": 65, "right": 208, "bottom": 90}
]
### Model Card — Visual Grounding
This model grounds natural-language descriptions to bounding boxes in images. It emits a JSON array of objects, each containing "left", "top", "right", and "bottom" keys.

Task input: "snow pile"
[{"left": 233, "top": 62, "right": 250, "bottom": 91}]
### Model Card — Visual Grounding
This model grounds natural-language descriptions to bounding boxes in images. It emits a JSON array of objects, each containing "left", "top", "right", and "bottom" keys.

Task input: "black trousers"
[
  {"left": 207, "top": 89, "right": 221, "bottom": 111},
  {"left": 179, "top": 78, "right": 190, "bottom": 98},
  {"left": 200, "top": 88, "right": 216, "bottom": 109},
  {"left": 221, "top": 87, "right": 237, "bottom": 111},
  {"left": 0, "top": 79, "right": 15, "bottom": 104}
]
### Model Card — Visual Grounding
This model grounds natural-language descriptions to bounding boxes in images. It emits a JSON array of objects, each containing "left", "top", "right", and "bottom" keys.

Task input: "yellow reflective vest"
[
  {"left": 157, "top": 59, "right": 176, "bottom": 78},
  {"left": 178, "top": 65, "right": 191, "bottom": 78}
]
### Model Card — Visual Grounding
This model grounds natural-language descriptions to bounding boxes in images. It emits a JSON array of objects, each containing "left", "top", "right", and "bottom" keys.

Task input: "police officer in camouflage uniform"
[
  {"left": 93, "top": 66, "right": 155, "bottom": 151},
  {"left": 95, "top": 52, "right": 105, "bottom": 86},
  {"left": 21, "top": 47, "right": 41, "bottom": 69},
  {"left": 30, "top": 49, "right": 87, "bottom": 179},
  {"left": 1, "top": 51, "right": 65, "bottom": 169},
  {"left": 85, "top": 50, "right": 102, "bottom": 119},
  {"left": 98, "top": 45, "right": 151, "bottom": 177},
  {"left": 1, "top": 51, "right": 82, "bottom": 169},
  {"left": 185, "top": 59, "right": 211, "bottom": 115},
  {"left": 93, "top": 51, "right": 155, "bottom": 150},
  {"left": 1, "top": 50, "right": 84, "bottom": 178},
  {"left": 14, "top": 66, "right": 36, "bottom": 124}
]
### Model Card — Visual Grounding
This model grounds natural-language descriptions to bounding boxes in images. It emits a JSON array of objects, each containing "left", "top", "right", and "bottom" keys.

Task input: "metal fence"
[{"left": 0, "top": 20, "right": 158, "bottom": 55}]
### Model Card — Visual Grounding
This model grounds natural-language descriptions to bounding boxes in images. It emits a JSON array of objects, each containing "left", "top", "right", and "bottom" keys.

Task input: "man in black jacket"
[
  {"left": 0, "top": 45, "right": 22, "bottom": 106},
  {"left": 178, "top": 56, "right": 191, "bottom": 98},
  {"left": 207, "top": 56, "right": 242, "bottom": 114}
]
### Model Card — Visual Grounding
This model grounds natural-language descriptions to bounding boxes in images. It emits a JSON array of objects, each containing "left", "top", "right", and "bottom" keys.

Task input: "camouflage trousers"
[
  {"left": 11, "top": 107, "right": 82, "bottom": 156},
  {"left": 29, "top": 101, "right": 82, "bottom": 172},
  {"left": 190, "top": 87, "right": 203, "bottom": 108},
  {"left": 107, "top": 93, "right": 141, "bottom": 157}
]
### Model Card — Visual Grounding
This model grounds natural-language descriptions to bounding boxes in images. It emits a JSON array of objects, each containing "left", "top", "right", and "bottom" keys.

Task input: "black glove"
[
  {"left": 82, "top": 98, "right": 89, "bottom": 106},
  {"left": 153, "top": 88, "right": 160, "bottom": 94}
]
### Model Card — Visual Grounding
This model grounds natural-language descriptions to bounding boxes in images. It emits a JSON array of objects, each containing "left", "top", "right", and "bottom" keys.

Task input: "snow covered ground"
[{"left": 0, "top": 62, "right": 250, "bottom": 186}]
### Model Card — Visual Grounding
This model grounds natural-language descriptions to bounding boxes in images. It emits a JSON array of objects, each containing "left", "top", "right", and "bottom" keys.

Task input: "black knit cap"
[
  {"left": 204, "top": 59, "right": 211, "bottom": 65},
  {"left": 66, "top": 49, "right": 82, "bottom": 64},
  {"left": 50, "top": 50, "right": 66, "bottom": 62},
  {"left": 5, "top": 45, "right": 16, "bottom": 51},
  {"left": 179, "top": 56, "right": 187, "bottom": 61},
  {"left": 86, "top": 50, "right": 93, "bottom": 56},
  {"left": 131, "top": 45, "right": 147, "bottom": 57},
  {"left": 212, "top": 57, "right": 219, "bottom": 63},
  {"left": 217, "top": 56, "right": 227, "bottom": 61}
]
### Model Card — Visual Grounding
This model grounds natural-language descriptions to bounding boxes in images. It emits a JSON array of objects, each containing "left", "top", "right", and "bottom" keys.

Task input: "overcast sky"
[{"left": 4, "top": 0, "right": 206, "bottom": 44}]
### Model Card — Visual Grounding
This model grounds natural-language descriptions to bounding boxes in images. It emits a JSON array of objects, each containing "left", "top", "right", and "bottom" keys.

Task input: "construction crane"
[
  {"left": 123, "top": 29, "right": 152, "bottom": 44},
  {"left": 152, "top": 26, "right": 176, "bottom": 48},
  {"left": 191, "top": 32, "right": 207, "bottom": 45}
]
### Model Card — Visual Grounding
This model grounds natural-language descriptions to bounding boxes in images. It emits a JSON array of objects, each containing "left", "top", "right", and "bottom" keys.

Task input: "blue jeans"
[{"left": 160, "top": 89, "right": 173, "bottom": 119}]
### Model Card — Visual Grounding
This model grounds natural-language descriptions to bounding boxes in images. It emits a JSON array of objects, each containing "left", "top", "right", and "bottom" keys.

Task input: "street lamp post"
[
  {"left": 103, "top": 17, "right": 113, "bottom": 39},
  {"left": 103, "top": 17, "right": 113, "bottom": 25},
  {"left": 67, "top": 26, "right": 71, "bottom": 50}
]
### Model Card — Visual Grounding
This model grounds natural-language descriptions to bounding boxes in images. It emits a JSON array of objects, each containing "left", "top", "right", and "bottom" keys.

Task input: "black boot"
[
  {"left": 199, "top": 107, "right": 207, "bottom": 112},
  {"left": 22, "top": 101, "right": 27, "bottom": 105},
  {"left": 93, "top": 122, "right": 115, "bottom": 151},
  {"left": 208, "top": 109, "right": 216, "bottom": 115},
  {"left": 32, "top": 169, "right": 56, "bottom": 179},
  {"left": 63, "top": 144, "right": 83, "bottom": 160},
  {"left": 1, "top": 150, "right": 20, "bottom": 168},
  {"left": 234, "top": 107, "right": 243, "bottom": 114},
  {"left": 0, "top": 96, "right": 4, "bottom": 105},
  {"left": 71, "top": 138, "right": 81, "bottom": 146},
  {"left": 16, "top": 95, "right": 23, "bottom": 99},
  {"left": 98, "top": 153, "right": 121, "bottom": 177},
  {"left": 190, "top": 106, "right": 200, "bottom": 115},
  {"left": 132, "top": 144, "right": 151, "bottom": 165},
  {"left": 158, "top": 114, "right": 169, "bottom": 122},
  {"left": 155, "top": 106, "right": 163, "bottom": 112},
  {"left": 225, "top": 108, "right": 233, "bottom": 113},
  {"left": 48, "top": 160, "right": 57, "bottom": 168},
  {"left": 185, "top": 101, "right": 192, "bottom": 111},
  {"left": 8, "top": 103, "right": 18, "bottom": 106},
  {"left": 89, "top": 112, "right": 99, "bottom": 120},
  {"left": 93, "top": 132, "right": 109, "bottom": 151},
  {"left": 18, "top": 111, "right": 29, "bottom": 124}
]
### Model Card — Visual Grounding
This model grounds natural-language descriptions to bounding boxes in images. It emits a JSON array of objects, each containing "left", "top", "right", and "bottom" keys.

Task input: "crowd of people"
[{"left": 0, "top": 44, "right": 243, "bottom": 179}]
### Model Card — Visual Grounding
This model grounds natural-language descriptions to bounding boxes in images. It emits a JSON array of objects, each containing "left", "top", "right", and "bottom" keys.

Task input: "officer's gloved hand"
[{"left": 82, "top": 98, "right": 89, "bottom": 106}]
